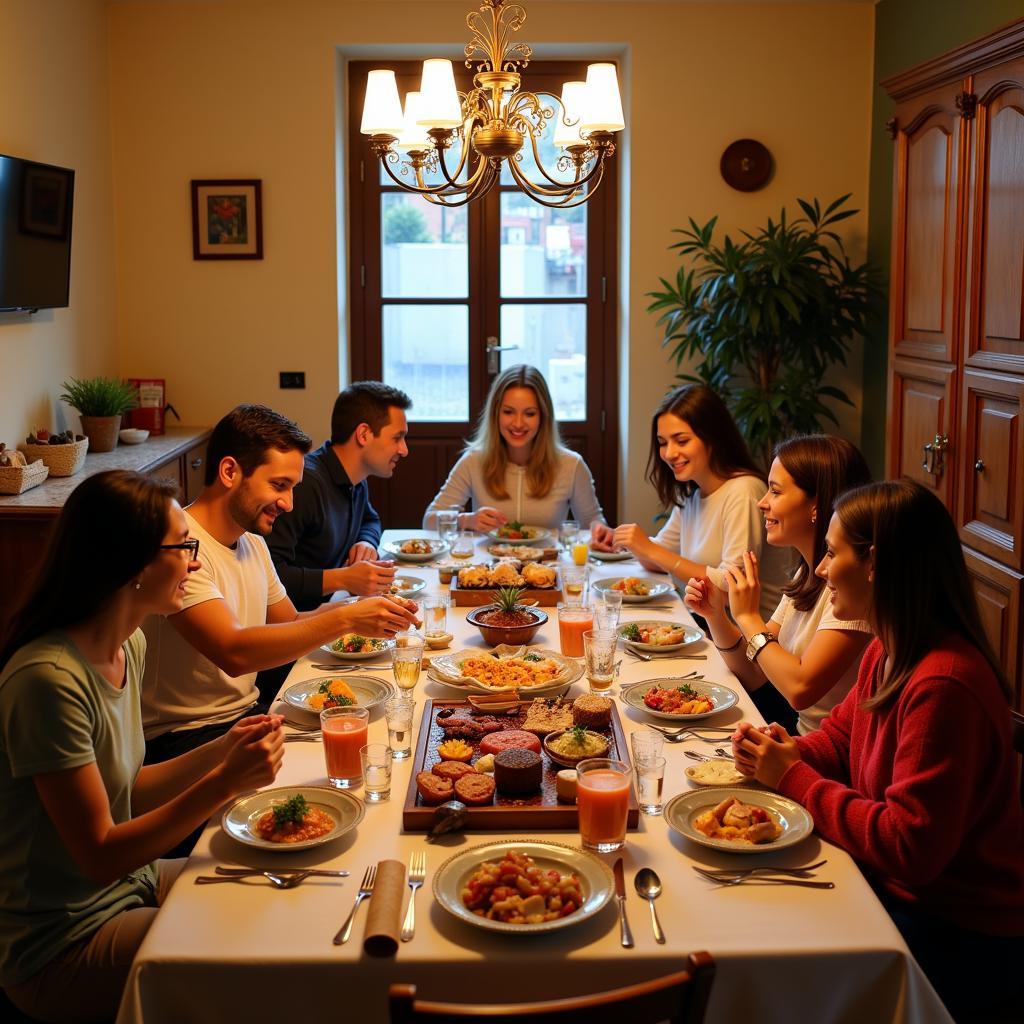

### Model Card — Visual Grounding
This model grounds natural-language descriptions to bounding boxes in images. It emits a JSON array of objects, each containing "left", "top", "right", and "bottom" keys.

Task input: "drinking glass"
[
  {"left": 630, "top": 728, "right": 665, "bottom": 766},
  {"left": 583, "top": 628, "right": 618, "bottom": 694},
  {"left": 561, "top": 565, "right": 588, "bottom": 606},
  {"left": 593, "top": 590, "right": 623, "bottom": 631},
  {"left": 634, "top": 756, "right": 666, "bottom": 816},
  {"left": 384, "top": 696, "right": 416, "bottom": 760},
  {"left": 321, "top": 706, "right": 369, "bottom": 789},
  {"left": 436, "top": 509, "right": 459, "bottom": 547},
  {"left": 451, "top": 531, "right": 476, "bottom": 560},
  {"left": 421, "top": 595, "right": 449, "bottom": 638},
  {"left": 391, "top": 630, "right": 425, "bottom": 692},
  {"left": 559, "top": 520, "right": 579, "bottom": 552},
  {"left": 359, "top": 743, "right": 393, "bottom": 802},
  {"left": 571, "top": 540, "right": 589, "bottom": 566},
  {"left": 576, "top": 758, "right": 631, "bottom": 852},
  {"left": 557, "top": 602, "right": 593, "bottom": 658}
]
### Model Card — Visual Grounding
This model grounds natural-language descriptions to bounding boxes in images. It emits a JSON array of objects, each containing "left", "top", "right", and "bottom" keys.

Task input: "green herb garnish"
[
  {"left": 675, "top": 684, "right": 699, "bottom": 700},
  {"left": 570, "top": 725, "right": 588, "bottom": 746},
  {"left": 272, "top": 794, "right": 309, "bottom": 830},
  {"left": 621, "top": 623, "right": 641, "bottom": 642},
  {"left": 316, "top": 680, "right": 354, "bottom": 705},
  {"left": 523, "top": 652, "right": 542, "bottom": 662}
]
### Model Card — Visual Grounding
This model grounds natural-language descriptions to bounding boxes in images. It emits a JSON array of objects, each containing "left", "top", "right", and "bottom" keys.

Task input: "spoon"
[{"left": 633, "top": 868, "right": 666, "bottom": 944}]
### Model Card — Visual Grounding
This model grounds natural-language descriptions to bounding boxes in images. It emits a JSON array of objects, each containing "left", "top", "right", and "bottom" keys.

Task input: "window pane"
[
  {"left": 499, "top": 303, "right": 586, "bottom": 420},
  {"left": 500, "top": 191, "right": 586, "bottom": 298},
  {"left": 378, "top": 134, "right": 467, "bottom": 189},
  {"left": 383, "top": 304, "right": 469, "bottom": 421},
  {"left": 381, "top": 194, "right": 467, "bottom": 298}
]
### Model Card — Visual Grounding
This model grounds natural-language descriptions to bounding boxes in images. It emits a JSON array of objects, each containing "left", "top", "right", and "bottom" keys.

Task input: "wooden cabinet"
[{"left": 884, "top": 20, "right": 1024, "bottom": 705}]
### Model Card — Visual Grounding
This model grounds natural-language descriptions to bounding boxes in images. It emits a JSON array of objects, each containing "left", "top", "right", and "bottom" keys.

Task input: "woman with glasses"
[
  {"left": 0, "top": 470, "right": 284, "bottom": 1023},
  {"left": 732, "top": 480, "right": 1024, "bottom": 1022}
]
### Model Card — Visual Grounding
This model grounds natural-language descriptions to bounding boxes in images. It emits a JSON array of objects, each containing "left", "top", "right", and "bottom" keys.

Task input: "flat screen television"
[{"left": 0, "top": 153, "right": 75, "bottom": 312}]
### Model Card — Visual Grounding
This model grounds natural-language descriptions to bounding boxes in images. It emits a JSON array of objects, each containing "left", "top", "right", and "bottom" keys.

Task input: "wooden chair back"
[{"left": 389, "top": 951, "right": 715, "bottom": 1024}]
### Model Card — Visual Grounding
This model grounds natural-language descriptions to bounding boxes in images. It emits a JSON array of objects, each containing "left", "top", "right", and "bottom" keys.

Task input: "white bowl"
[{"left": 119, "top": 428, "right": 149, "bottom": 445}]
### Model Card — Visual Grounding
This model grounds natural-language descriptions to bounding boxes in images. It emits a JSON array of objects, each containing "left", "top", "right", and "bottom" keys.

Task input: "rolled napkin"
[{"left": 363, "top": 859, "right": 404, "bottom": 957}]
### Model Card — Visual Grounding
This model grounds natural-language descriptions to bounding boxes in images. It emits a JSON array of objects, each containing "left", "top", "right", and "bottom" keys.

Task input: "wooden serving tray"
[
  {"left": 486, "top": 545, "right": 560, "bottom": 561},
  {"left": 402, "top": 698, "right": 640, "bottom": 831},
  {"left": 449, "top": 575, "right": 562, "bottom": 607}
]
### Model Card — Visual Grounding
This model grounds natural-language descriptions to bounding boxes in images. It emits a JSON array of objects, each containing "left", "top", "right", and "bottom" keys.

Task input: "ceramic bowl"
[
  {"left": 119, "top": 428, "right": 149, "bottom": 445},
  {"left": 465, "top": 604, "right": 548, "bottom": 647}
]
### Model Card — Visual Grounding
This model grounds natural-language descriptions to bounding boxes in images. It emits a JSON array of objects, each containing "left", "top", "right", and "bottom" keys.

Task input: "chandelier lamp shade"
[{"left": 359, "top": 0, "right": 624, "bottom": 208}]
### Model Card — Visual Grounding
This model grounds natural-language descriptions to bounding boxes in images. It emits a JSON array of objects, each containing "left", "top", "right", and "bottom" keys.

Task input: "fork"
[
  {"left": 692, "top": 866, "right": 834, "bottom": 889},
  {"left": 213, "top": 866, "right": 349, "bottom": 878},
  {"left": 195, "top": 871, "right": 312, "bottom": 889},
  {"left": 400, "top": 851, "right": 426, "bottom": 942},
  {"left": 333, "top": 865, "right": 376, "bottom": 944},
  {"left": 695, "top": 860, "right": 828, "bottom": 881}
]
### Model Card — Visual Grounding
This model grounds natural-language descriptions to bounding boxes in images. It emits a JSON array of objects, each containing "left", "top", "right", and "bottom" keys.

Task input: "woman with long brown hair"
[
  {"left": 0, "top": 471, "right": 283, "bottom": 1022},
  {"left": 685, "top": 434, "right": 873, "bottom": 733},
  {"left": 732, "top": 480, "right": 1024, "bottom": 1022},
  {"left": 424, "top": 364, "right": 605, "bottom": 533},
  {"left": 592, "top": 383, "right": 789, "bottom": 620}
]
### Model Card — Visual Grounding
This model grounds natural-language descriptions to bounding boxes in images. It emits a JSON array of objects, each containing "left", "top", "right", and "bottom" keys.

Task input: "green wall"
[{"left": 862, "top": 0, "right": 1024, "bottom": 475}]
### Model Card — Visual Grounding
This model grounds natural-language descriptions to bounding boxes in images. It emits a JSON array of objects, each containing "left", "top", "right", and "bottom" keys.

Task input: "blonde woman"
[{"left": 424, "top": 365, "right": 606, "bottom": 533}]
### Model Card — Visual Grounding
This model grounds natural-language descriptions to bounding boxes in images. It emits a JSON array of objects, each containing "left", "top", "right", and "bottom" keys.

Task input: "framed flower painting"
[{"left": 190, "top": 179, "right": 263, "bottom": 259}]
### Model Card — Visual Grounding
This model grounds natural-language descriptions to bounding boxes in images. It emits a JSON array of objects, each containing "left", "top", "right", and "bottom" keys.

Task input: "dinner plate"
[
  {"left": 426, "top": 657, "right": 584, "bottom": 697},
  {"left": 430, "top": 646, "right": 575, "bottom": 692},
  {"left": 619, "top": 678, "right": 739, "bottom": 722},
  {"left": 319, "top": 637, "right": 395, "bottom": 661},
  {"left": 382, "top": 538, "right": 450, "bottom": 562},
  {"left": 663, "top": 789, "right": 813, "bottom": 853},
  {"left": 592, "top": 577, "right": 674, "bottom": 603},
  {"left": 392, "top": 575, "right": 427, "bottom": 598},
  {"left": 432, "top": 839, "right": 614, "bottom": 935},
  {"left": 485, "top": 525, "right": 552, "bottom": 545},
  {"left": 618, "top": 620, "right": 703, "bottom": 653},
  {"left": 221, "top": 785, "right": 365, "bottom": 853},
  {"left": 588, "top": 548, "right": 633, "bottom": 562},
  {"left": 684, "top": 760, "right": 748, "bottom": 787},
  {"left": 282, "top": 674, "right": 394, "bottom": 714}
]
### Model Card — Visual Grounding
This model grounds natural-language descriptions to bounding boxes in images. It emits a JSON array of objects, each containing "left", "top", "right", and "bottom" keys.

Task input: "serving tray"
[
  {"left": 449, "top": 574, "right": 562, "bottom": 607},
  {"left": 402, "top": 698, "right": 639, "bottom": 831}
]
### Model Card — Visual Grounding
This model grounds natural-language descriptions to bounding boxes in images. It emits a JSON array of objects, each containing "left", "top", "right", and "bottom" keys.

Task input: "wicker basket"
[
  {"left": 18, "top": 438, "right": 89, "bottom": 477},
  {"left": 0, "top": 458, "right": 49, "bottom": 495}
]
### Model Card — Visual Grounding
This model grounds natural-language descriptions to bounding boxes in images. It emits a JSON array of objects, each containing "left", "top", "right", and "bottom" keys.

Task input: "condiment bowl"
[
  {"left": 465, "top": 604, "right": 548, "bottom": 647},
  {"left": 543, "top": 728, "right": 610, "bottom": 768}
]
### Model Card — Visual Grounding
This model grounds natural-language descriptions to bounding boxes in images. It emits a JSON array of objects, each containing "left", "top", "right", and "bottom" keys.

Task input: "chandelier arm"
[
  {"left": 507, "top": 152, "right": 609, "bottom": 208},
  {"left": 422, "top": 161, "right": 499, "bottom": 207},
  {"left": 379, "top": 156, "right": 458, "bottom": 196},
  {"left": 506, "top": 146, "right": 607, "bottom": 198}
]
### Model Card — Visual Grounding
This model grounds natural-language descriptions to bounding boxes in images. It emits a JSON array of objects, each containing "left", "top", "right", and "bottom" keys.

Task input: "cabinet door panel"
[
  {"left": 965, "top": 59, "right": 1024, "bottom": 373},
  {"left": 890, "top": 89, "right": 965, "bottom": 363},
  {"left": 888, "top": 357, "right": 956, "bottom": 510},
  {"left": 959, "top": 369, "right": 1024, "bottom": 568},
  {"left": 964, "top": 546, "right": 1023, "bottom": 710}
]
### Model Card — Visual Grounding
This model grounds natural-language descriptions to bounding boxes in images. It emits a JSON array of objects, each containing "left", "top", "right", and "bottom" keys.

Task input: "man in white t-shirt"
[{"left": 142, "top": 404, "right": 419, "bottom": 765}]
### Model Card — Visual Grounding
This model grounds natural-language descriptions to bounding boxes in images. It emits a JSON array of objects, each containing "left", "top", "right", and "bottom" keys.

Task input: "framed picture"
[
  {"left": 191, "top": 179, "right": 263, "bottom": 259},
  {"left": 20, "top": 162, "right": 74, "bottom": 240}
]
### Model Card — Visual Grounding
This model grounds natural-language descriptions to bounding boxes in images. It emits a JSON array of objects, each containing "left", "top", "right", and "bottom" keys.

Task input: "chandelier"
[{"left": 359, "top": 0, "right": 624, "bottom": 209}]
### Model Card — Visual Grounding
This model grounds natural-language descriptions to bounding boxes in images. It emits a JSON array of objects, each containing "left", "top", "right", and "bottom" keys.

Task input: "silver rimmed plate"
[
  {"left": 432, "top": 839, "right": 614, "bottom": 934},
  {"left": 620, "top": 678, "right": 739, "bottom": 722},
  {"left": 592, "top": 577, "right": 673, "bottom": 604},
  {"left": 382, "top": 538, "right": 450, "bottom": 563},
  {"left": 485, "top": 524, "right": 552, "bottom": 545},
  {"left": 282, "top": 674, "right": 393, "bottom": 714},
  {"left": 618, "top": 620, "right": 703, "bottom": 653},
  {"left": 588, "top": 548, "right": 633, "bottom": 562},
  {"left": 393, "top": 575, "right": 427, "bottom": 598},
  {"left": 429, "top": 646, "right": 575, "bottom": 692},
  {"left": 426, "top": 657, "right": 583, "bottom": 698},
  {"left": 664, "top": 789, "right": 813, "bottom": 853},
  {"left": 319, "top": 636, "right": 395, "bottom": 662},
  {"left": 221, "top": 785, "right": 365, "bottom": 853}
]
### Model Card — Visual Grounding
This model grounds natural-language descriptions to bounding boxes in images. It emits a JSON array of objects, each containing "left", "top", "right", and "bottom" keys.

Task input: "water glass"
[
  {"left": 593, "top": 592, "right": 622, "bottom": 631},
  {"left": 359, "top": 743, "right": 393, "bottom": 802},
  {"left": 384, "top": 696, "right": 416, "bottom": 760},
  {"left": 391, "top": 630, "right": 425, "bottom": 692},
  {"left": 630, "top": 728, "right": 665, "bottom": 766},
  {"left": 321, "top": 706, "right": 369, "bottom": 789},
  {"left": 583, "top": 628, "right": 618, "bottom": 694},
  {"left": 576, "top": 758, "right": 631, "bottom": 853},
  {"left": 634, "top": 756, "right": 666, "bottom": 816},
  {"left": 436, "top": 509, "right": 459, "bottom": 546},
  {"left": 561, "top": 565, "right": 588, "bottom": 606},
  {"left": 559, "top": 520, "right": 579, "bottom": 551},
  {"left": 422, "top": 595, "right": 449, "bottom": 638},
  {"left": 451, "top": 531, "right": 476, "bottom": 560}
]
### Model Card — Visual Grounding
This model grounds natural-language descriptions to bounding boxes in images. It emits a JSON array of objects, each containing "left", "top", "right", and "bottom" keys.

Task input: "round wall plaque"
[{"left": 720, "top": 139, "right": 773, "bottom": 192}]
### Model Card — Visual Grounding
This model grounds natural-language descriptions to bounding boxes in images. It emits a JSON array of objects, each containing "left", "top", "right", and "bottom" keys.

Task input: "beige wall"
[
  {"left": 0, "top": 0, "right": 117, "bottom": 445},
  {"left": 101, "top": 0, "right": 874, "bottom": 527}
]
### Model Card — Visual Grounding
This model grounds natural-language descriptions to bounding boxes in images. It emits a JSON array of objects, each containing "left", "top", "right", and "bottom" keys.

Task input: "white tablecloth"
[{"left": 118, "top": 532, "right": 950, "bottom": 1024}]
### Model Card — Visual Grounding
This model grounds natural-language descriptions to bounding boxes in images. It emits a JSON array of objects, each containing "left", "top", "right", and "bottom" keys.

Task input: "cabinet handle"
[
  {"left": 921, "top": 434, "right": 949, "bottom": 477},
  {"left": 974, "top": 459, "right": 984, "bottom": 473},
  {"left": 190, "top": 458, "right": 203, "bottom": 470}
]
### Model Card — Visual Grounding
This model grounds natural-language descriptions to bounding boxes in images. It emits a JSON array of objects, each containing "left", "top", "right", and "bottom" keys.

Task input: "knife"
[{"left": 612, "top": 857, "right": 634, "bottom": 948}]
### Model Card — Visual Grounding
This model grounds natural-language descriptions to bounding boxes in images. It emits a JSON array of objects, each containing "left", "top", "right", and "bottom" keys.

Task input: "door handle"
[
  {"left": 921, "top": 434, "right": 949, "bottom": 477},
  {"left": 485, "top": 336, "right": 520, "bottom": 375}
]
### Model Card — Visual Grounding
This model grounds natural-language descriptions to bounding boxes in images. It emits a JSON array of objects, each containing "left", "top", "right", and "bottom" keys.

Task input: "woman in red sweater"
[{"left": 732, "top": 479, "right": 1024, "bottom": 1023}]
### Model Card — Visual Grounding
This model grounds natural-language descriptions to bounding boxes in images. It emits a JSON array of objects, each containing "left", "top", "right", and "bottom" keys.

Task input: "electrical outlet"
[{"left": 279, "top": 371, "right": 305, "bottom": 389}]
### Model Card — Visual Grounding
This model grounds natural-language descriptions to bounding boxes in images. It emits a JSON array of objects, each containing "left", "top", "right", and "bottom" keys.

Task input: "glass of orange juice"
[
  {"left": 557, "top": 602, "right": 593, "bottom": 658},
  {"left": 321, "top": 706, "right": 369, "bottom": 788},
  {"left": 571, "top": 540, "right": 589, "bottom": 566},
  {"left": 576, "top": 758, "right": 631, "bottom": 852}
]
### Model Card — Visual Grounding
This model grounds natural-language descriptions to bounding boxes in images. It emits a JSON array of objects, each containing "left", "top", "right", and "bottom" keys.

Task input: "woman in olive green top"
[{"left": 0, "top": 471, "right": 285, "bottom": 1022}]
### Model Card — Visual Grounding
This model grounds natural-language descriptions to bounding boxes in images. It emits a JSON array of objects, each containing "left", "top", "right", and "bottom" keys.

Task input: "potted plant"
[
  {"left": 466, "top": 586, "right": 548, "bottom": 646},
  {"left": 647, "top": 195, "right": 881, "bottom": 468},
  {"left": 59, "top": 377, "right": 138, "bottom": 453}
]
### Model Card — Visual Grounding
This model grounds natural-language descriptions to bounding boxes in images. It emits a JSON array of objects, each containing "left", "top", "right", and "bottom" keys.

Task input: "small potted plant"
[
  {"left": 466, "top": 585, "right": 548, "bottom": 646},
  {"left": 59, "top": 377, "right": 138, "bottom": 453}
]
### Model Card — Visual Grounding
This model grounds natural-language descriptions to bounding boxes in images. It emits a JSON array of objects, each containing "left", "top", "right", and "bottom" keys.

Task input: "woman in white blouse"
[
  {"left": 423, "top": 364, "right": 605, "bottom": 534},
  {"left": 591, "top": 383, "right": 789, "bottom": 621},
  {"left": 685, "top": 434, "right": 873, "bottom": 734}
]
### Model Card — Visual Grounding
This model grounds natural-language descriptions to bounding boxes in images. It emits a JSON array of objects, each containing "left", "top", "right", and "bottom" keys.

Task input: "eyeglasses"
[{"left": 160, "top": 538, "right": 200, "bottom": 560}]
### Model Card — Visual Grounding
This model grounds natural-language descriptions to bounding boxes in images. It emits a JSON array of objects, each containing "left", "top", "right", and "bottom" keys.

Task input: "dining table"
[{"left": 116, "top": 529, "right": 952, "bottom": 1024}]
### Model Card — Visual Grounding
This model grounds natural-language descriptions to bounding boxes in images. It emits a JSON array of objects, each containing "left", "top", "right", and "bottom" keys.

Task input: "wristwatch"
[{"left": 745, "top": 631, "right": 777, "bottom": 662}]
